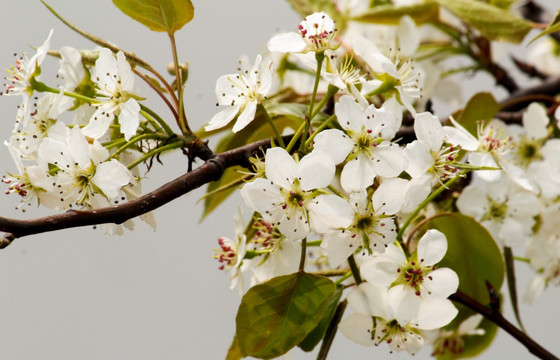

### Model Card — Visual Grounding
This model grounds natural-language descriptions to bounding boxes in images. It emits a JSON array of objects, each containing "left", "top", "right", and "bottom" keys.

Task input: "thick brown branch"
[{"left": 0, "top": 138, "right": 278, "bottom": 247}]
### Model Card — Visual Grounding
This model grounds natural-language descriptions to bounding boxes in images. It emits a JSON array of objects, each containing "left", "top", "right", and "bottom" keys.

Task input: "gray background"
[{"left": 0, "top": 1, "right": 559, "bottom": 359}]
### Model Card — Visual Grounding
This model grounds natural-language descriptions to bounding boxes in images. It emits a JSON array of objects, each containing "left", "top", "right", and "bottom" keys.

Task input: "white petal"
[
  {"left": 265, "top": 147, "right": 297, "bottom": 189},
  {"left": 404, "top": 141, "right": 433, "bottom": 178},
  {"left": 422, "top": 268, "right": 459, "bottom": 298},
  {"left": 397, "top": 16, "right": 420, "bottom": 57},
  {"left": 308, "top": 195, "right": 353, "bottom": 234},
  {"left": 92, "top": 160, "right": 132, "bottom": 200},
  {"left": 119, "top": 98, "right": 140, "bottom": 141},
  {"left": 68, "top": 127, "right": 91, "bottom": 169},
  {"left": 298, "top": 151, "right": 335, "bottom": 191},
  {"left": 232, "top": 100, "right": 257, "bottom": 132},
  {"left": 372, "top": 144, "right": 407, "bottom": 178},
  {"left": 267, "top": 32, "right": 307, "bottom": 53},
  {"left": 523, "top": 102, "right": 549, "bottom": 140},
  {"left": 240, "top": 178, "right": 281, "bottom": 214},
  {"left": 205, "top": 105, "right": 240, "bottom": 131},
  {"left": 339, "top": 314, "right": 376, "bottom": 346},
  {"left": 372, "top": 178, "right": 408, "bottom": 215},
  {"left": 82, "top": 105, "right": 115, "bottom": 140},
  {"left": 417, "top": 229, "right": 447, "bottom": 266},
  {"left": 321, "top": 231, "right": 357, "bottom": 268},
  {"left": 414, "top": 299, "right": 458, "bottom": 330},
  {"left": 336, "top": 95, "right": 366, "bottom": 132},
  {"left": 443, "top": 121, "right": 479, "bottom": 151},
  {"left": 340, "top": 156, "right": 375, "bottom": 193},
  {"left": 312, "top": 129, "right": 354, "bottom": 164},
  {"left": 414, "top": 112, "right": 444, "bottom": 151}
]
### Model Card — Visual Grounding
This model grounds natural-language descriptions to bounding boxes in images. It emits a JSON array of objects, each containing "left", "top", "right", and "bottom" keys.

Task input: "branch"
[
  {"left": 0, "top": 137, "right": 280, "bottom": 247},
  {"left": 450, "top": 289, "right": 559, "bottom": 360}
]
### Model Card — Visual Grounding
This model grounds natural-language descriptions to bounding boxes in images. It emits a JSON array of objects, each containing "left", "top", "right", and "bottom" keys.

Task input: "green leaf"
[
  {"left": 451, "top": 92, "right": 500, "bottom": 137},
  {"left": 298, "top": 287, "right": 342, "bottom": 352},
  {"left": 112, "top": 0, "right": 194, "bottom": 33},
  {"left": 353, "top": 3, "right": 440, "bottom": 25},
  {"left": 236, "top": 272, "right": 336, "bottom": 359},
  {"left": 434, "top": 0, "right": 533, "bottom": 43},
  {"left": 529, "top": 8, "right": 560, "bottom": 44},
  {"left": 226, "top": 335, "right": 243, "bottom": 360},
  {"left": 428, "top": 213, "right": 504, "bottom": 305}
]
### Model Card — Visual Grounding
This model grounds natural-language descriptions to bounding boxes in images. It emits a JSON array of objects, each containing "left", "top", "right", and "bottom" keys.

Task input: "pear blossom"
[
  {"left": 312, "top": 95, "right": 406, "bottom": 192},
  {"left": 353, "top": 34, "right": 422, "bottom": 115},
  {"left": 310, "top": 183, "right": 404, "bottom": 267},
  {"left": 339, "top": 281, "right": 458, "bottom": 355},
  {"left": 82, "top": 48, "right": 141, "bottom": 141},
  {"left": 214, "top": 208, "right": 248, "bottom": 295},
  {"left": 38, "top": 126, "right": 133, "bottom": 208},
  {"left": 10, "top": 93, "right": 70, "bottom": 156},
  {"left": 404, "top": 112, "right": 462, "bottom": 185},
  {"left": 431, "top": 314, "right": 485, "bottom": 356},
  {"left": 2, "top": 140, "right": 58, "bottom": 210},
  {"left": 360, "top": 229, "right": 459, "bottom": 319},
  {"left": 456, "top": 176, "right": 540, "bottom": 247},
  {"left": 444, "top": 118, "right": 537, "bottom": 192},
  {"left": 58, "top": 46, "right": 88, "bottom": 93},
  {"left": 205, "top": 55, "right": 273, "bottom": 133},
  {"left": 240, "top": 147, "right": 335, "bottom": 240},
  {"left": 268, "top": 12, "right": 339, "bottom": 54},
  {"left": 1, "top": 29, "right": 53, "bottom": 99}
]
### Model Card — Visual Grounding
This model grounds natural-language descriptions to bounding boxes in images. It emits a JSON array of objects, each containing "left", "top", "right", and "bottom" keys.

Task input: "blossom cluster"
[
  {"left": 207, "top": 8, "right": 560, "bottom": 357},
  {"left": 1, "top": 32, "right": 156, "bottom": 234}
]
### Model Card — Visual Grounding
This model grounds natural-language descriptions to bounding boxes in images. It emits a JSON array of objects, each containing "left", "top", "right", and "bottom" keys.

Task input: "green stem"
[
  {"left": 109, "top": 133, "right": 165, "bottom": 159},
  {"left": 285, "top": 121, "right": 306, "bottom": 153},
  {"left": 168, "top": 33, "right": 190, "bottom": 135},
  {"left": 305, "top": 114, "right": 336, "bottom": 149},
  {"left": 140, "top": 105, "right": 175, "bottom": 136},
  {"left": 258, "top": 103, "right": 285, "bottom": 148},
  {"left": 396, "top": 171, "right": 467, "bottom": 242},
  {"left": 514, "top": 256, "right": 530, "bottom": 263},
  {"left": 300, "top": 52, "right": 325, "bottom": 152},
  {"left": 126, "top": 141, "right": 183, "bottom": 170},
  {"left": 334, "top": 272, "right": 353, "bottom": 286},
  {"left": 310, "top": 84, "right": 338, "bottom": 119},
  {"left": 34, "top": 82, "right": 100, "bottom": 104},
  {"left": 306, "top": 240, "right": 322, "bottom": 247}
]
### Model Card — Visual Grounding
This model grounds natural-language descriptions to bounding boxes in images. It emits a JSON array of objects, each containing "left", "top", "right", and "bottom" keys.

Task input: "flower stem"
[
  {"left": 300, "top": 52, "right": 325, "bottom": 152},
  {"left": 285, "top": 121, "right": 306, "bottom": 153},
  {"left": 305, "top": 114, "right": 336, "bottom": 149},
  {"left": 168, "top": 33, "right": 190, "bottom": 135},
  {"left": 258, "top": 104, "right": 285, "bottom": 148},
  {"left": 126, "top": 141, "right": 183, "bottom": 170},
  {"left": 311, "top": 84, "right": 338, "bottom": 119},
  {"left": 298, "top": 238, "right": 307, "bottom": 272},
  {"left": 140, "top": 105, "right": 175, "bottom": 137}
]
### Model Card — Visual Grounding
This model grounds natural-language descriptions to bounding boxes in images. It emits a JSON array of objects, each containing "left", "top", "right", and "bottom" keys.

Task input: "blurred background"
[{"left": 0, "top": 1, "right": 559, "bottom": 359}]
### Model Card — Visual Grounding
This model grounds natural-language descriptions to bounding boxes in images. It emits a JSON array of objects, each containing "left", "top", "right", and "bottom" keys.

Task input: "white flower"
[
  {"left": 1, "top": 29, "right": 53, "bottom": 99},
  {"left": 240, "top": 147, "right": 335, "bottom": 240},
  {"left": 10, "top": 93, "right": 70, "bottom": 156},
  {"left": 214, "top": 208, "right": 248, "bottom": 295},
  {"left": 205, "top": 55, "right": 273, "bottom": 133},
  {"left": 431, "top": 314, "right": 485, "bottom": 356},
  {"left": 360, "top": 229, "right": 459, "bottom": 319},
  {"left": 82, "top": 48, "right": 141, "bottom": 141},
  {"left": 353, "top": 34, "right": 422, "bottom": 115},
  {"left": 444, "top": 118, "right": 537, "bottom": 192},
  {"left": 268, "top": 12, "right": 339, "bottom": 54},
  {"left": 456, "top": 176, "right": 540, "bottom": 247},
  {"left": 2, "top": 140, "right": 57, "bottom": 210},
  {"left": 311, "top": 184, "right": 402, "bottom": 267},
  {"left": 404, "top": 112, "right": 461, "bottom": 185},
  {"left": 38, "top": 127, "right": 133, "bottom": 208},
  {"left": 339, "top": 281, "right": 458, "bottom": 355},
  {"left": 312, "top": 95, "right": 406, "bottom": 192}
]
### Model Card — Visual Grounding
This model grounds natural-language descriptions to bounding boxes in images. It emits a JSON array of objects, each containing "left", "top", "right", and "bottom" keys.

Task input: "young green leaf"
[
  {"left": 434, "top": 0, "right": 533, "bottom": 43},
  {"left": 451, "top": 92, "right": 500, "bottom": 136},
  {"left": 529, "top": 8, "right": 560, "bottom": 44},
  {"left": 112, "top": 0, "right": 194, "bottom": 34},
  {"left": 236, "top": 272, "right": 336, "bottom": 359}
]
